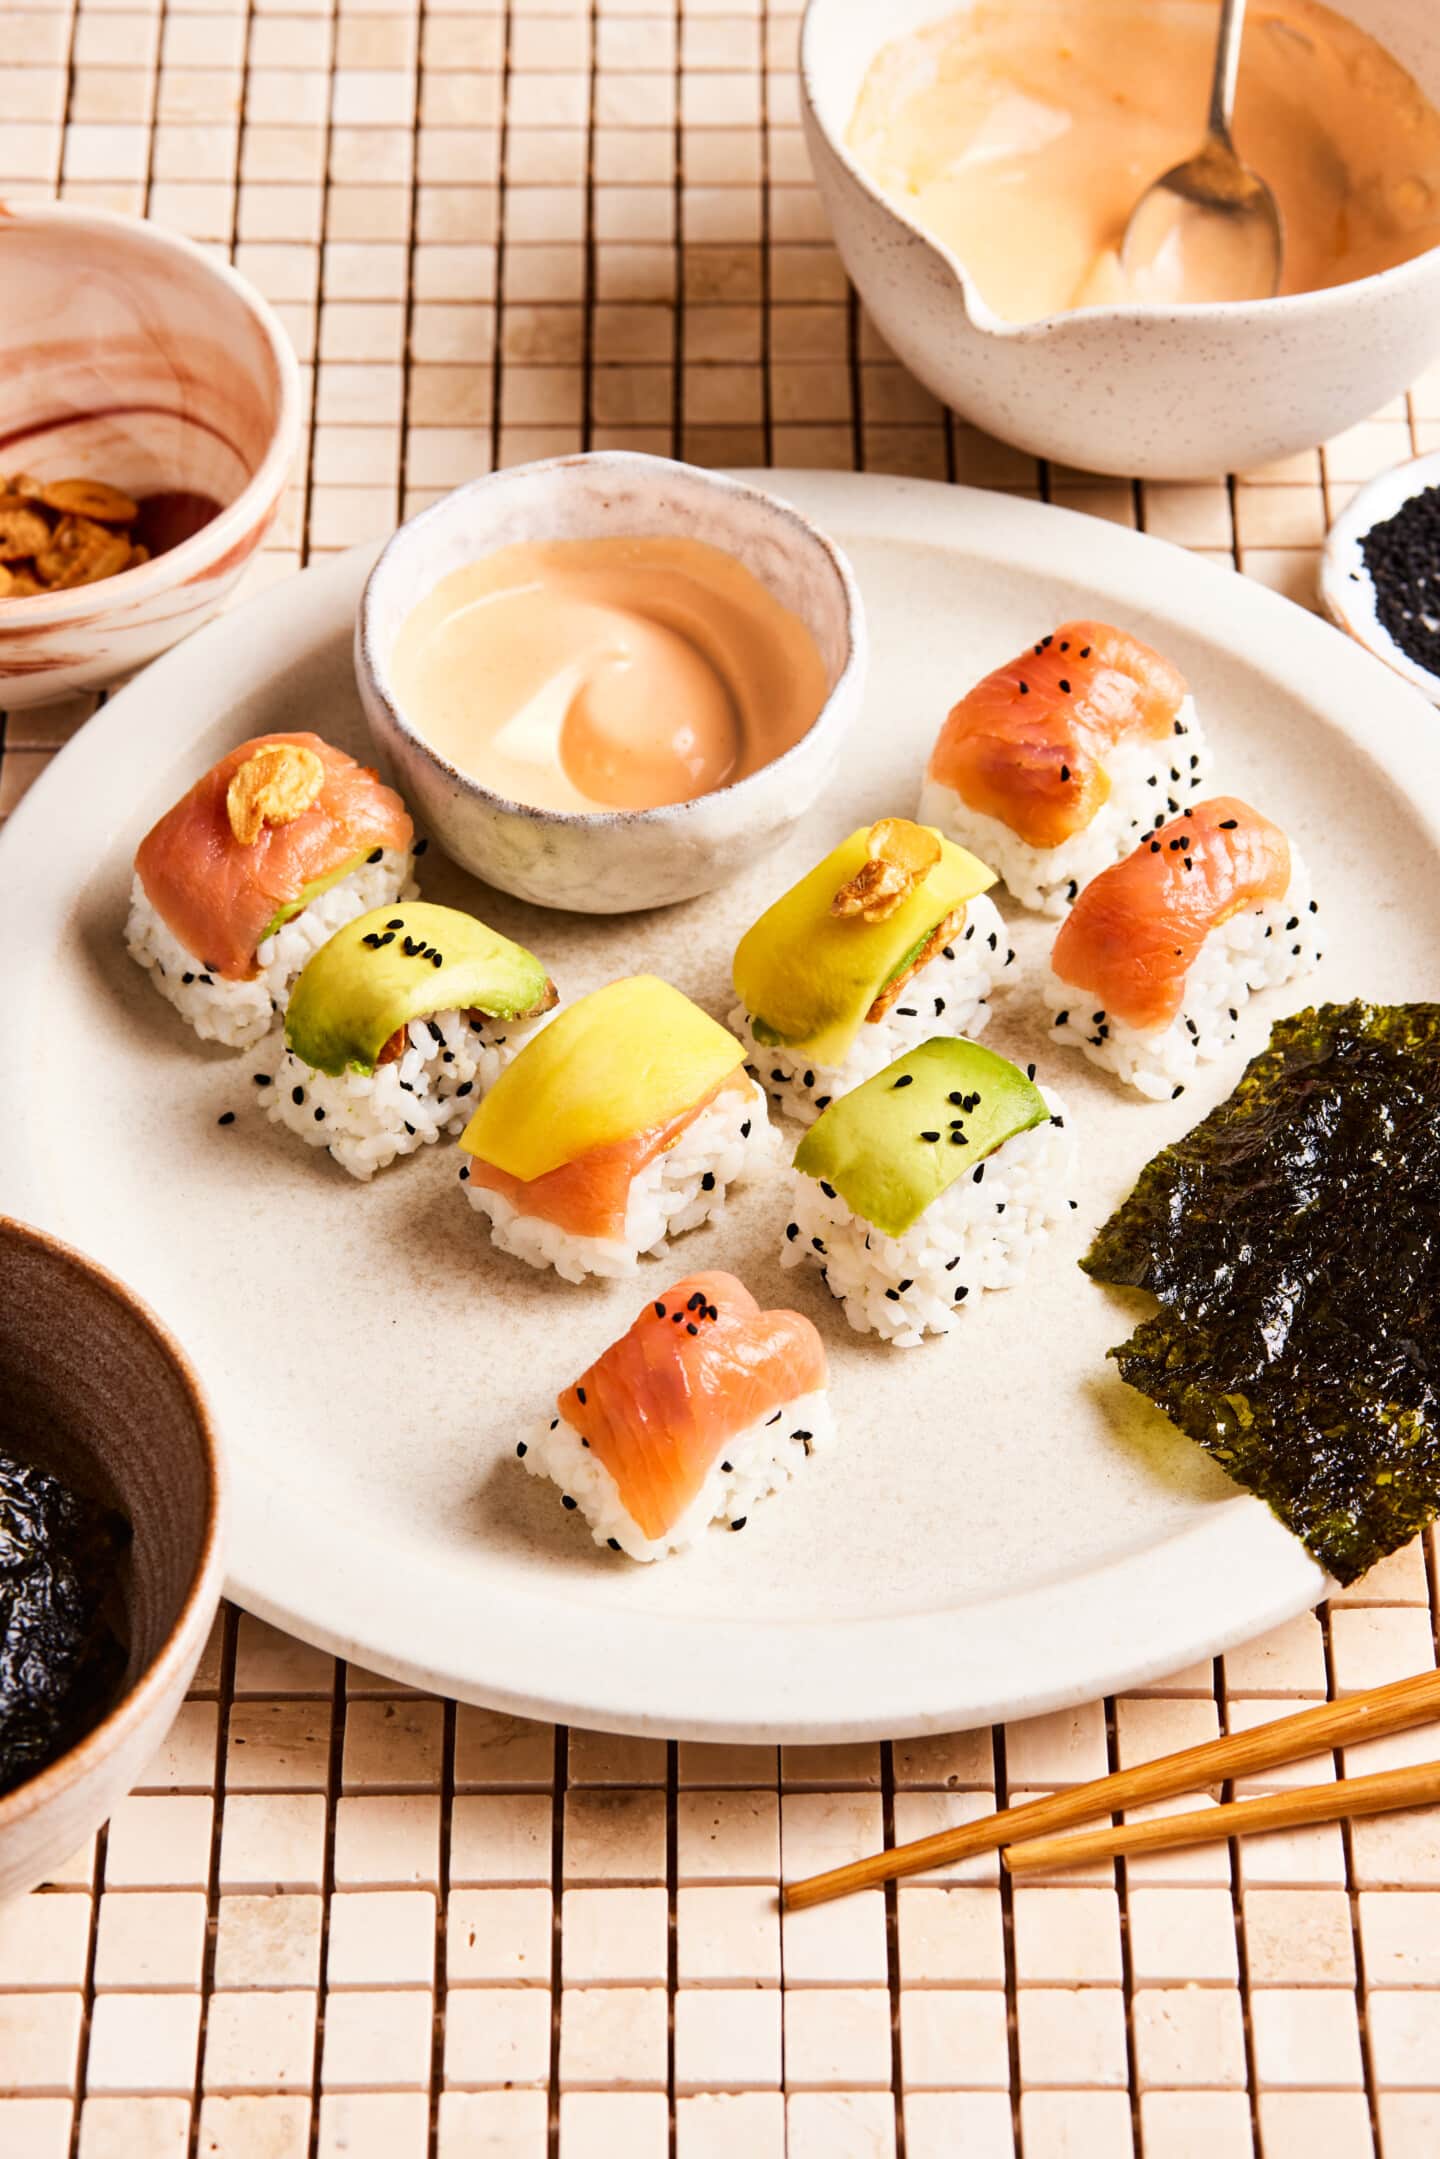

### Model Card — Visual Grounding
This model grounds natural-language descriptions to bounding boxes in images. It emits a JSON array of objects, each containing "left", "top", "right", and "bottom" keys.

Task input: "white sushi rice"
[
  {"left": 781, "top": 1086, "right": 1076, "bottom": 1349},
  {"left": 728, "top": 890, "right": 1011, "bottom": 1127},
  {"left": 1045, "top": 847, "right": 1321, "bottom": 1102},
  {"left": 918, "top": 696, "right": 1209, "bottom": 915},
  {"left": 520, "top": 1388, "right": 836, "bottom": 1561},
  {"left": 258, "top": 1003, "right": 532, "bottom": 1180},
  {"left": 465, "top": 1074, "right": 775, "bottom": 1284},
  {"left": 124, "top": 849, "right": 417, "bottom": 1050}
]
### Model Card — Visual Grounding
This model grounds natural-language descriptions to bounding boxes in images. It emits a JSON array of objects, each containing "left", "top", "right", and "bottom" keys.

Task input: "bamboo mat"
[{"left": 3, "top": 0, "right": 1440, "bottom": 2150}]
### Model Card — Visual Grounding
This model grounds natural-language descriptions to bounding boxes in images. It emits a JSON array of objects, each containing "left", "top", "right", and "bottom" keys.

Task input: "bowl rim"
[
  {"left": 0, "top": 1215, "right": 227, "bottom": 1833},
  {"left": 798, "top": 0, "right": 1440, "bottom": 338},
  {"left": 355, "top": 449, "right": 868, "bottom": 832},
  {"left": 0, "top": 200, "right": 302, "bottom": 624}
]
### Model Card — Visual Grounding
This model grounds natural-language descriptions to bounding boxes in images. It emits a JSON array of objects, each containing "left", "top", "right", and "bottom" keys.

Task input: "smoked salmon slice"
[
  {"left": 1050, "top": 796, "right": 1292, "bottom": 1032},
  {"left": 557, "top": 1271, "right": 828, "bottom": 1542},
  {"left": 134, "top": 732, "right": 412, "bottom": 980},
  {"left": 465, "top": 1071, "right": 747, "bottom": 1241},
  {"left": 927, "top": 621, "right": 1189, "bottom": 850}
]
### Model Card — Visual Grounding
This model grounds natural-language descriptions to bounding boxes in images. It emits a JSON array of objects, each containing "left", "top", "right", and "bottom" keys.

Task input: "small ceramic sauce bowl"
[
  {"left": 1320, "top": 448, "right": 1440, "bottom": 706},
  {"left": 0, "top": 203, "right": 301, "bottom": 707},
  {"left": 0, "top": 1219, "right": 226, "bottom": 1899},
  {"left": 356, "top": 452, "right": 867, "bottom": 914},
  {"left": 800, "top": 0, "right": 1440, "bottom": 479}
]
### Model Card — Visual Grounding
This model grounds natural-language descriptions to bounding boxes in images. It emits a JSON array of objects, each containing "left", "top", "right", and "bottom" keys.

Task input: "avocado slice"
[
  {"left": 258, "top": 852, "right": 370, "bottom": 948},
  {"left": 794, "top": 1037, "right": 1048, "bottom": 1237},
  {"left": 461, "top": 974, "right": 744, "bottom": 1183},
  {"left": 732, "top": 826, "right": 996, "bottom": 1068},
  {"left": 285, "top": 901, "right": 555, "bottom": 1077}
]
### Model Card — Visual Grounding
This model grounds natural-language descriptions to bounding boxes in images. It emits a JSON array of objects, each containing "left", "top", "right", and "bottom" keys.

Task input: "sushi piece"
[
  {"left": 127, "top": 733, "right": 416, "bottom": 1048},
  {"left": 919, "top": 622, "right": 1209, "bottom": 915},
  {"left": 1044, "top": 795, "right": 1321, "bottom": 1101},
  {"left": 259, "top": 901, "right": 557, "bottom": 1179},
  {"left": 730, "top": 816, "right": 1008, "bottom": 1125},
  {"left": 520, "top": 1270, "right": 833, "bottom": 1560},
  {"left": 460, "top": 975, "right": 773, "bottom": 1283},
  {"left": 781, "top": 1037, "right": 1075, "bottom": 1348}
]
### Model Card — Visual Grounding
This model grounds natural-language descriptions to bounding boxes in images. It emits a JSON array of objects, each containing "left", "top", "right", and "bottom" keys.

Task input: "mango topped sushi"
[
  {"left": 521, "top": 1270, "right": 833, "bottom": 1560},
  {"left": 258, "top": 901, "right": 556, "bottom": 1178},
  {"left": 781, "top": 1037, "right": 1075, "bottom": 1347},
  {"left": 919, "top": 622, "right": 1210, "bottom": 914},
  {"left": 1044, "top": 797, "right": 1321, "bottom": 1100},
  {"left": 459, "top": 976, "right": 773, "bottom": 1282},
  {"left": 126, "top": 732, "right": 417, "bottom": 1048},
  {"left": 729, "top": 817, "right": 1009, "bottom": 1124}
]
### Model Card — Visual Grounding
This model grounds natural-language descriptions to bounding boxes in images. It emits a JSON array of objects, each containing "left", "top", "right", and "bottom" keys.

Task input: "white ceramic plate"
[{"left": 6, "top": 472, "right": 1439, "bottom": 1742}]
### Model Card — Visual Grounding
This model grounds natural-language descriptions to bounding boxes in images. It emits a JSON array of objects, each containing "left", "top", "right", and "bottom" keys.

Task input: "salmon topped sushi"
[
  {"left": 520, "top": 1270, "right": 833, "bottom": 1559},
  {"left": 459, "top": 976, "right": 773, "bottom": 1282},
  {"left": 127, "top": 733, "right": 416, "bottom": 1047},
  {"left": 1045, "top": 797, "right": 1322, "bottom": 1100},
  {"left": 919, "top": 622, "right": 1209, "bottom": 914},
  {"left": 730, "top": 817, "right": 1008, "bottom": 1125}
]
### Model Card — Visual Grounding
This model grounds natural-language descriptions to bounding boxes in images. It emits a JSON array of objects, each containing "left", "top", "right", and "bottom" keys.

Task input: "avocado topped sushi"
[
  {"left": 126, "top": 733, "right": 417, "bottom": 1048},
  {"left": 730, "top": 818, "right": 1009, "bottom": 1124},
  {"left": 920, "top": 622, "right": 1209, "bottom": 915},
  {"left": 258, "top": 901, "right": 557, "bottom": 1178},
  {"left": 459, "top": 976, "right": 774, "bottom": 1283},
  {"left": 782, "top": 1038, "right": 1076, "bottom": 1347},
  {"left": 522, "top": 1270, "right": 833, "bottom": 1560}
]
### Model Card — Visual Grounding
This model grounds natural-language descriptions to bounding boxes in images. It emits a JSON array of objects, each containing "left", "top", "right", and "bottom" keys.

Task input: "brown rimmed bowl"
[{"left": 0, "top": 1218, "right": 226, "bottom": 1898}]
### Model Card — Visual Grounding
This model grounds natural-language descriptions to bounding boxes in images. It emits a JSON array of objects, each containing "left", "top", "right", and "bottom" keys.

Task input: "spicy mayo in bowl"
[{"left": 357, "top": 454, "right": 866, "bottom": 914}]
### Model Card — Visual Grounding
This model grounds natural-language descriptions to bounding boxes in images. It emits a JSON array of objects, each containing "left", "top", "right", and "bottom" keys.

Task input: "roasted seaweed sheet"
[{"left": 1083, "top": 1002, "right": 1440, "bottom": 1584}]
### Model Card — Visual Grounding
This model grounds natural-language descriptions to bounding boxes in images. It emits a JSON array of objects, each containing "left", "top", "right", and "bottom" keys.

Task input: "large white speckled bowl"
[
  {"left": 801, "top": 0, "right": 1440, "bottom": 479},
  {"left": 0, "top": 203, "right": 300, "bottom": 706},
  {"left": 356, "top": 453, "right": 867, "bottom": 913}
]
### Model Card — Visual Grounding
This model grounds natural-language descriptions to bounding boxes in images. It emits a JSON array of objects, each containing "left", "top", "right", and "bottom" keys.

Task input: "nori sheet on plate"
[{"left": 1082, "top": 1002, "right": 1440, "bottom": 1585}]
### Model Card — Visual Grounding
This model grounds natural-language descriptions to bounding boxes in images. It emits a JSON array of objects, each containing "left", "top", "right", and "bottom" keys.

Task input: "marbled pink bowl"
[{"left": 0, "top": 203, "right": 301, "bottom": 707}]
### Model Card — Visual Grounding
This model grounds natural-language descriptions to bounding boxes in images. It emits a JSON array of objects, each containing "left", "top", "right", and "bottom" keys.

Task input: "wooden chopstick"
[
  {"left": 1004, "top": 1757, "right": 1440, "bottom": 1874},
  {"left": 782, "top": 1665, "right": 1440, "bottom": 1909}
]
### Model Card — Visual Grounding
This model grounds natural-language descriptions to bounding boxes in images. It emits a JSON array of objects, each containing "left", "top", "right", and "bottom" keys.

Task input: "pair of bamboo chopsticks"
[{"left": 783, "top": 1666, "right": 1440, "bottom": 1909}]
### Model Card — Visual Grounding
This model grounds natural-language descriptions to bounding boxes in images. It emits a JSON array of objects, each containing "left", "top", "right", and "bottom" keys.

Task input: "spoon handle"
[{"left": 1208, "top": 0, "right": 1249, "bottom": 144}]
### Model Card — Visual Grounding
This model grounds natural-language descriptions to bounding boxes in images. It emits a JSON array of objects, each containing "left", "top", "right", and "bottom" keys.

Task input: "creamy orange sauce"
[
  {"left": 846, "top": 0, "right": 1440, "bottom": 320},
  {"left": 391, "top": 536, "right": 829, "bottom": 815}
]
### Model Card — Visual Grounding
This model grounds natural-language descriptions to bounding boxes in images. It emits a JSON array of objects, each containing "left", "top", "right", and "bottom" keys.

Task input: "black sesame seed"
[
  {"left": 1292, "top": 943, "right": 1302, "bottom": 956},
  {"left": 803, "top": 1069, "right": 814, "bottom": 1088},
  {"left": 403, "top": 1121, "right": 414, "bottom": 1134},
  {"left": 608, "top": 1538, "right": 621, "bottom": 1551},
  {"left": 892, "top": 1074, "right": 914, "bottom": 1089},
  {"left": 954, "top": 1284, "right": 969, "bottom": 1301},
  {"left": 561, "top": 1495, "right": 577, "bottom": 1510},
  {"left": 431, "top": 952, "right": 443, "bottom": 968},
  {"left": 217, "top": 1110, "right": 235, "bottom": 1126},
  {"left": 786, "top": 1222, "right": 799, "bottom": 1241},
  {"left": 315, "top": 1108, "right": 326, "bottom": 1123},
  {"left": 741, "top": 1120, "right": 751, "bottom": 1138},
  {"left": 671, "top": 1311, "right": 684, "bottom": 1323},
  {"left": 884, "top": 1288, "right": 900, "bottom": 1301},
  {"left": 367, "top": 847, "right": 383, "bottom": 863},
  {"left": 820, "top": 1180, "right": 837, "bottom": 1199},
  {"left": 771, "top": 1069, "right": 786, "bottom": 1084},
  {"left": 198, "top": 973, "right": 214, "bottom": 985},
  {"left": 292, "top": 1085, "right": 305, "bottom": 1105},
  {"left": 919, "top": 1131, "right": 940, "bottom": 1143},
  {"left": 814, "top": 1096, "right": 830, "bottom": 1111},
  {"left": 1286, "top": 916, "right": 1299, "bottom": 931},
  {"left": 701, "top": 1171, "right": 716, "bottom": 1192},
  {"left": 934, "top": 997, "right": 946, "bottom": 1015},
  {"left": 987, "top": 932, "right": 997, "bottom": 951},
  {"left": 721, "top": 1461, "right": 733, "bottom": 1474},
  {"left": 811, "top": 1237, "right": 826, "bottom": 1253},
  {"left": 386, "top": 918, "right": 404, "bottom": 929},
  {"left": 1019, "top": 681, "right": 1030, "bottom": 695},
  {"left": 1060, "top": 639, "right": 1069, "bottom": 651},
  {"left": 1308, "top": 900, "right": 1318, "bottom": 914},
  {"left": 1067, "top": 881, "right": 1078, "bottom": 901},
  {"left": 413, "top": 838, "right": 428, "bottom": 855},
  {"left": 1173, "top": 1084, "right": 1185, "bottom": 1099},
  {"left": 898, "top": 1278, "right": 913, "bottom": 1291},
  {"left": 687, "top": 1322, "right": 698, "bottom": 1335},
  {"left": 182, "top": 971, "right": 195, "bottom": 985},
  {"left": 1051, "top": 1115, "right": 1065, "bottom": 1129},
  {"left": 687, "top": 1293, "right": 707, "bottom": 1313},
  {"left": 972, "top": 1163, "right": 984, "bottom": 1183},
  {"left": 460, "top": 1164, "right": 469, "bottom": 1181},
  {"left": 253, "top": 1073, "right": 271, "bottom": 1086},
  {"left": 945, "top": 1257, "right": 960, "bottom": 1271},
  {"left": 516, "top": 1441, "right": 527, "bottom": 1457},
  {"left": 1026, "top": 1063, "right": 1036, "bottom": 1080},
  {"left": 896, "top": 1007, "right": 917, "bottom": 1018},
  {"left": 1218, "top": 817, "right": 1238, "bottom": 830},
  {"left": 1080, "top": 645, "right": 1091, "bottom": 658},
  {"left": 767, "top": 1410, "right": 782, "bottom": 1425},
  {"left": 456, "top": 1080, "right": 473, "bottom": 1096},
  {"left": 1056, "top": 1010, "right": 1069, "bottom": 1025},
  {"left": 730, "top": 1517, "right": 747, "bottom": 1532},
  {"left": 362, "top": 932, "right": 381, "bottom": 947},
  {"left": 654, "top": 1302, "right": 666, "bottom": 1318},
  {"left": 576, "top": 1386, "right": 586, "bottom": 1405},
  {"left": 943, "top": 946, "right": 955, "bottom": 961},
  {"left": 1058, "top": 680, "right": 1071, "bottom": 695}
]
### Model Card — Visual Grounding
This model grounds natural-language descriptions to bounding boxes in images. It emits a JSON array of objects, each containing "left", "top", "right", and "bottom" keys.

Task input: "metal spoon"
[{"left": 1120, "top": 0, "right": 1283, "bottom": 304}]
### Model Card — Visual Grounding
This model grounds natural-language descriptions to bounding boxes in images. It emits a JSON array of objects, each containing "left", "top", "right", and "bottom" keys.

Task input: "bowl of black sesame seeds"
[{"left": 1321, "top": 447, "right": 1440, "bottom": 706}]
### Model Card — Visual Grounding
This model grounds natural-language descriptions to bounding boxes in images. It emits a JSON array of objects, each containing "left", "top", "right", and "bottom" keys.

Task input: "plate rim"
[{"left": 9, "top": 468, "right": 1440, "bottom": 1739}]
